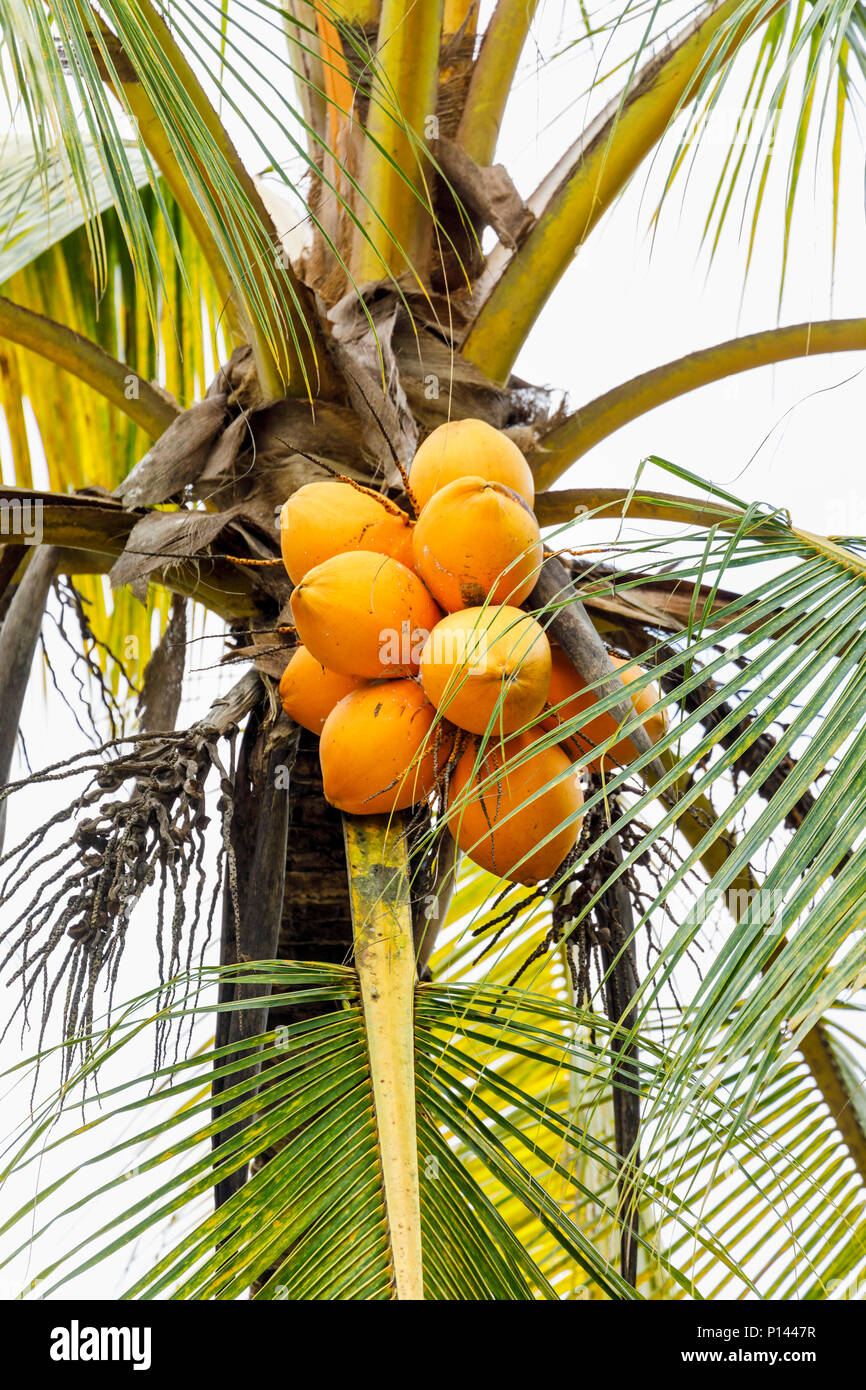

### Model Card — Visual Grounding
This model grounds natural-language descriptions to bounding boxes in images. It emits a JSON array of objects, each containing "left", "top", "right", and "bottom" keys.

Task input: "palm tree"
[{"left": 1, "top": 0, "right": 866, "bottom": 1300}]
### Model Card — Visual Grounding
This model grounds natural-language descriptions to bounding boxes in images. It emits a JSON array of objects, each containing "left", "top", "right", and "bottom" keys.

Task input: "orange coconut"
[
  {"left": 409, "top": 419, "right": 535, "bottom": 511},
  {"left": 419, "top": 605, "right": 551, "bottom": 735},
  {"left": 543, "top": 649, "right": 666, "bottom": 771},
  {"left": 278, "top": 645, "right": 365, "bottom": 734},
  {"left": 320, "top": 679, "right": 453, "bottom": 814},
  {"left": 599, "top": 655, "right": 667, "bottom": 772},
  {"left": 290, "top": 550, "right": 442, "bottom": 680},
  {"left": 280, "top": 479, "right": 414, "bottom": 583},
  {"left": 446, "top": 731, "right": 583, "bottom": 885},
  {"left": 412, "top": 475, "right": 543, "bottom": 611}
]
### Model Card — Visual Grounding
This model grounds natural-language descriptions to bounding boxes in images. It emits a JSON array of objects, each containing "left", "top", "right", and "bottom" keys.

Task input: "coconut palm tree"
[{"left": 1, "top": 0, "right": 866, "bottom": 1300}]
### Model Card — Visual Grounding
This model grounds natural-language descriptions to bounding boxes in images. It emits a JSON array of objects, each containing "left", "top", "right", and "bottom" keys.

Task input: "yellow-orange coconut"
[
  {"left": 543, "top": 649, "right": 666, "bottom": 771},
  {"left": 320, "top": 679, "right": 453, "bottom": 814},
  {"left": 409, "top": 419, "right": 535, "bottom": 511},
  {"left": 419, "top": 605, "right": 551, "bottom": 735},
  {"left": 290, "top": 550, "right": 442, "bottom": 679},
  {"left": 412, "top": 475, "right": 543, "bottom": 611},
  {"left": 280, "top": 479, "right": 414, "bottom": 583},
  {"left": 279, "top": 645, "right": 365, "bottom": 734},
  {"left": 447, "top": 731, "right": 583, "bottom": 885}
]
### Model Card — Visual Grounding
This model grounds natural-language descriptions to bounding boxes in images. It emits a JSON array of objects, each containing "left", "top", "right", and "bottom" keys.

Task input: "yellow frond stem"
[
  {"left": 456, "top": 0, "right": 540, "bottom": 166},
  {"left": 534, "top": 317, "right": 866, "bottom": 488},
  {"left": 330, "top": 0, "right": 381, "bottom": 17},
  {"left": 0, "top": 347, "right": 33, "bottom": 489},
  {"left": 350, "top": 0, "right": 444, "bottom": 282},
  {"left": 343, "top": 813, "right": 424, "bottom": 1300},
  {"left": 462, "top": 0, "right": 780, "bottom": 382},
  {"left": 91, "top": 18, "right": 240, "bottom": 342},
  {"left": 443, "top": 0, "right": 477, "bottom": 34},
  {"left": 0, "top": 295, "right": 180, "bottom": 439},
  {"left": 96, "top": 2, "right": 333, "bottom": 400},
  {"left": 535, "top": 487, "right": 743, "bottom": 531},
  {"left": 315, "top": 8, "right": 357, "bottom": 146}
]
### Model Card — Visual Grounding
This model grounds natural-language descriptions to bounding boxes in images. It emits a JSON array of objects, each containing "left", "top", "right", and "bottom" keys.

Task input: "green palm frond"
[
  {"left": 0, "top": 136, "right": 151, "bottom": 283},
  {"left": 559, "top": 0, "right": 864, "bottom": 274},
  {"left": 659, "top": 0, "right": 865, "bottom": 298},
  {"left": 431, "top": 868, "right": 866, "bottom": 1297},
  {"left": 0, "top": 151, "right": 225, "bottom": 682},
  {"left": 1, "top": 0, "right": 310, "bottom": 390},
  {"left": 3, "top": 0, "right": 866, "bottom": 1304},
  {"left": 0, "top": 1, "right": 455, "bottom": 391},
  {"left": 8, "top": 958, "right": 857, "bottom": 1299},
  {"left": 464, "top": 0, "right": 866, "bottom": 376},
  {"left": 0, "top": 963, "right": 636, "bottom": 1299},
  {"left": 568, "top": 0, "right": 866, "bottom": 293}
]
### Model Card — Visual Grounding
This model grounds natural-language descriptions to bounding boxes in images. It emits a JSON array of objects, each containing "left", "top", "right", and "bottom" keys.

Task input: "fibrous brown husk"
[
  {"left": 114, "top": 395, "right": 228, "bottom": 509},
  {"left": 108, "top": 507, "right": 290, "bottom": 608},
  {"left": 213, "top": 397, "right": 371, "bottom": 526},
  {"left": 108, "top": 509, "right": 241, "bottom": 604},
  {"left": 435, "top": 137, "right": 533, "bottom": 250},
  {"left": 328, "top": 286, "right": 419, "bottom": 481}
]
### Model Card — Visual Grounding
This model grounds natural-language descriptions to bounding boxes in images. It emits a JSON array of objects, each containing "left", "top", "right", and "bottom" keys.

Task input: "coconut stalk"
[
  {"left": 528, "top": 555, "right": 668, "bottom": 782},
  {"left": 592, "top": 824, "right": 641, "bottom": 1286},
  {"left": 0, "top": 544, "right": 26, "bottom": 620},
  {"left": 411, "top": 829, "right": 459, "bottom": 979},
  {"left": 456, "top": 0, "right": 540, "bottom": 165},
  {"left": 343, "top": 812, "right": 424, "bottom": 1300},
  {"left": 351, "top": 0, "right": 445, "bottom": 281},
  {"left": 136, "top": 595, "right": 188, "bottom": 733},
  {"left": 462, "top": 0, "right": 781, "bottom": 382},
  {"left": 90, "top": 3, "right": 332, "bottom": 400}
]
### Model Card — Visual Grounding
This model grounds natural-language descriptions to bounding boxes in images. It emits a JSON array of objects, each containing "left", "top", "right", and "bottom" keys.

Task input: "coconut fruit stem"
[
  {"left": 336, "top": 472, "right": 415, "bottom": 521},
  {"left": 343, "top": 813, "right": 424, "bottom": 1300},
  {"left": 527, "top": 556, "right": 668, "bottom": 783}
]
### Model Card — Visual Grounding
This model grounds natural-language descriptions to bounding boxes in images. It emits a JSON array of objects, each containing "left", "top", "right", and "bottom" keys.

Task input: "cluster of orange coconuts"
[{"left": 278, "top": 419, "right": 665, "bottom": 887}]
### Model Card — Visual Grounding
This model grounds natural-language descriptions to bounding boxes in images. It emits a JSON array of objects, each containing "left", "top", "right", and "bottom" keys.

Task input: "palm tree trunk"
[
  {"left": 276, "top": 728, "right": 355, "bottom": 983},
  {"left": 213, "top": 724, "right": 355, "bottom": 1215},
  {"left": 213, "top": 704, "right": 300, "bottom": 1208}
]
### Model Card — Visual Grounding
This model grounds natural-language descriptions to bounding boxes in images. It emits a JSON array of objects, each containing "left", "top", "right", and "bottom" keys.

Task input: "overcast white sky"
[{"left": 1, "top": 0, "right": 865, "bottom": 1298}]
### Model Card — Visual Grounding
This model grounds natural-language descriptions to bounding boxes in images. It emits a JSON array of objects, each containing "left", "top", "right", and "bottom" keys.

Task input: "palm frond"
[
  {"left": 0, "top": 135, "right": 150, "bottom": 282},
  {"left": 0, "top": 159, "right": 226, "bottom": 682},
  {"left": 0, "top": 1, "right": 455, "bottom": 390},
  {"left": 10, "top": 954, "right": 857, "bottom": 1299},
  {"left": 0, "top": 962, "right": 647, "bottom": 1299},
  {"left": 659, "top": 0, "right": 865, "bottom": 300},
  {"left": 462, "top": 0, "right": 866, "bottom": 377},
  {"left": 432, "top": 864, "right": 866, "bottom": 1297},
  {"left": 531, "top": 318, "right": 866, "bottom": 489},
  {"left": 0, "top": 1, "right": 318, "bottom": 392}
]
